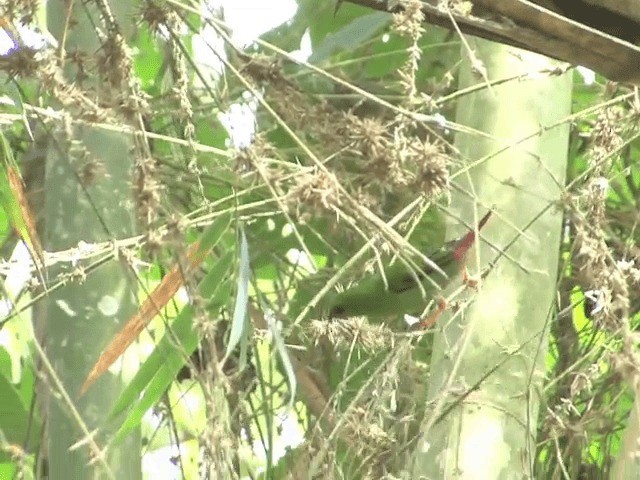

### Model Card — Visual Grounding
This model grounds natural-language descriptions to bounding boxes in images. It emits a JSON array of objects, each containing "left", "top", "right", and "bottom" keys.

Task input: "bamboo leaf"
[
  {"left": 81, "top": 214, "right": 232, "bottom": 394},
  {"left": 222, "top": 227, "right": 250, "bottom": 363},
  {"left": 109, "top": 251, "right": 233, "bottom": 422},
  {"left": 265, "top": 309, "right": 296, "bottom": 411},
  {"left": 0, "top": 130, "right": 44, "bottom": 272}
]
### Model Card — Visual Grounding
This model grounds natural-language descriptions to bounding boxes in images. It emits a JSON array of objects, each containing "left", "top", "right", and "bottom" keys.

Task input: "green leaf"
[
  {"left": 132, "top": 24, "right": 164, "bottom": 92},
  {"left": 199, "top": 250, "right": 233, "bottom": 300},
  {"left": 309, "top": 12, "right": 390, "bottom": 64},
  {"left": 111, "top": 327, "right": 199, "bottom": 443},
  {"left": 109, "top": 251, "right": 234, "bottom": 428},
  {"left": 299, "top": 0, "right": 369, "bottom": 46},
  {"left": 223, "top": 228, "right": 250, "bottom": 363},
  {"left": 0, "top": 346, "right": 11, "bottom": 380},
  {"left": 0, "top": 133, "right": 30, "bottom": 249},
  {"left": 109, "top": 304, "right": 194, "bottom": 421},
  {"left": 265, "top": 309, "right": 296, "bottom": 411},
  {"left": 196, "top": 212, "right": 233, "bottom": 259},
  {"left": 0, "top": 348, "right": 41, "bottom": 451},
  {"left": 0, "top": 464, "right": 17, "bottom": 478}
]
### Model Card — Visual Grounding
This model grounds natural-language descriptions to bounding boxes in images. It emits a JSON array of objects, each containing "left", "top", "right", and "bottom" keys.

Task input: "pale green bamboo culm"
[
  {"left": 35, "top": 1, "right": 143, "bottom": 478},
  {"left": 412, "top": 40, "right": 572, "bottom": 479}
]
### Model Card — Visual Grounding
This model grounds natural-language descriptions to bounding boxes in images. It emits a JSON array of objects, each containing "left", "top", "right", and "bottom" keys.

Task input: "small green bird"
[{"left": 326, "top": 211, "right": 492, "bottom": 324}]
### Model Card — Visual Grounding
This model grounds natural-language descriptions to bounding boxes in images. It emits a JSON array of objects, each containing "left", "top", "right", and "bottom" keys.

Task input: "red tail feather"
[{"left": 452, "top": 211, "right": 492, "bottom": 262}]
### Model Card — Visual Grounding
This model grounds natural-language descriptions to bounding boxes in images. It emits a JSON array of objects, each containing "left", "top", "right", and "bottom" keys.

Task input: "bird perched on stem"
[{"left": 326, "top": 210, "right": 492, "bottom": 327}]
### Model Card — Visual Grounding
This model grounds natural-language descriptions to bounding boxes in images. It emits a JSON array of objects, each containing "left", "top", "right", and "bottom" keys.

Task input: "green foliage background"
[{"left": 0, "top": 0, "right": 638, "bottom": 478}]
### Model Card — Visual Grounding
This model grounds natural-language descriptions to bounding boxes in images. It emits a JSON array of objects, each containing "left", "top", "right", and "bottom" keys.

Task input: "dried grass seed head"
[
  {"left": 0, "top": 45, "right": 43, "bottom": 80},
  {"left": 143, "top": 228, "right": 165, "bottom": 258},
  {"left": 308, "top": 318, "right": 392, "bottom": 353},
  {"left": 611, "top": 342, "right": 640, "bottom": 389},
  {"left": 268, "top": 84, "right": 341, "bottom": 147},
  {"left": 344, "top": 407, "right": 395, "bottom": 452},
  {"left": 135, "top": 155, "right": 162, "bottom": 226},
  {"left": 79, "top": 159, "right": 108, "bottom": 187},
  {"left": 412, "top": 140, "right": 450, "bottom": 197},
  {"left": 289, "top": 166, "right": 342, "bottom": 217},
  {"left": 391, "top": 0, "right": 425, "bottom": 38},
  {"left": 2, "top": 0, "right": 39, "bottom": 25},
  {"left": 589, "top": 106, "right": 625, "bottom": 166},
  {"left": 234, "top": 134, "right": 277, "bottom": 174},
  {"left": 138, "top": 0, "right": 172, "bottom": 34},
  {"left": 340, "top": 113, "right": 390, "bottom": 160},
  {"left": 97, "top": 34, "right": 132, "bottom": 90},
  {"left": 240, "top": 53, "right": 286, "bottom": 85},
  {"left": 573, "top": 217, "right": 630, "bottom": 328},
  {"left": 443, "top": 0, "right": 474, "bottom": 16}
]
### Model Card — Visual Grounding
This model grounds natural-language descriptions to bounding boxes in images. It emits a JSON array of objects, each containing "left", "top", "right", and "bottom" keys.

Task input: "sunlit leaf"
[
  {"left": 81, "top": 214, "right": 232, "bottom": 394},
  {"left": 265, "top": 308, "right": 296, "bottom": 411},
  {"left": 223, "top": 227, "right": 250, "bottom": 364},
  {"left": 109, "top": 250, "right": 233, "bottom": 430},
  {"left": 309, "top": 12, "right": 390, "bottom": 64},
  {"left": 0, "top": 131, "right": 44, "bottom": 273}
]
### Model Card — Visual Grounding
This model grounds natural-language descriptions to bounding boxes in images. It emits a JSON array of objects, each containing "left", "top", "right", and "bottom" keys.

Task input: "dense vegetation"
[{"left": 0, "top": 1, "right": 639, "bottom": 478}]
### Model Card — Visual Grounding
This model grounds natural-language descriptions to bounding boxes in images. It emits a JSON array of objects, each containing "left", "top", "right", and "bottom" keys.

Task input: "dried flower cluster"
[
  {"left": 0, "top": 44, "right": 41, "bottom": 79},
  {"left": 1, "top": 0, "right": 38, "bottom": 25},
  {"left": 240, "top": 52, "right": 451, "bottom": 227},
  {"left": 342, "top": 406, "right": 395, "bottom": 473},
  {"left": 341, "top": 113, "right": 450, "bottom": 198},
  {"left": 391, "top": 0, "right": 425, "bottom": 40},
  {"left": 287, "top": 167, "right": 342, "bottom": 219},
  {"left": 541, "top": 100, "right": 640, "bottom": 472},
  {"left": 135, "top": 155, "right": 163, "bottom": 228},
  {"left": 308, "top": 317, "right": 393, "bottom": 353},
  {"left": 589, "top": 106, "right": 625, "bottom": 165},
  {"left": 572, "top": 106, "right": 633, "bottom": 329},
  {"left": 392, "top": 0, "right": 425, "bottom": 105},
  {"left": 438, "top": 0, "right": 474, "bottom": 16},
  {"left": 414, "top": 140, "right": 450, "bottom": 194},
  {"left": 139, "top": 1, "right": 172, "bottom": 33},
  {"left": 141, "top": 3, "right": 196, "bottom": 160},
  {"left": 573, "top": 218, "right": 629, "bottom": 328},
  {"left": 0, "top": 41, "right": 99, "bottom": 119}
]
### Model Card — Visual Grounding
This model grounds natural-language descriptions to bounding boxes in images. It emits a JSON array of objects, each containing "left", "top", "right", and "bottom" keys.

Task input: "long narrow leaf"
[
  {"left": 109, "top": 251, "right": 234, "bottom": 419},
  {"left": 0, "top": 131, "right": 44, "bottom": 273},
  {"left": 110, "top": 318, "right": 200, "bottom": 443},
  {"left": 222, "top": 227, "right": 250, "bottom": 364},
  {"left": 81, "top": 213, "right": 231, "bottom": 394},
  {"left": 265, "top": 309, "right": 296, "bottom": 411}
]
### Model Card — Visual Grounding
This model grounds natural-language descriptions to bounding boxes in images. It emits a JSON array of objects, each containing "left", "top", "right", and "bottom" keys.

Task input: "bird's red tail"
[{"left": 452, "top": 210, "right": 492, "bottom": 262}]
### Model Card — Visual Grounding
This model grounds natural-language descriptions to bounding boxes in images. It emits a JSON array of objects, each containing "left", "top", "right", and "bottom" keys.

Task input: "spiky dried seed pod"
[
  {"left": 0, "top": 46, "right": 41, "bottom": 79},
  {"left": 341, "top": 114, "right": 391, "bottom": 159},
  {"left": 289, "top": 167, "right": 342, "bottom": 216},
  {"left": 413, "top": 142, "right": 450, "bottom": 197},
  {"left": 139, "top": 1, "right": 172, "bottom": 33}
]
